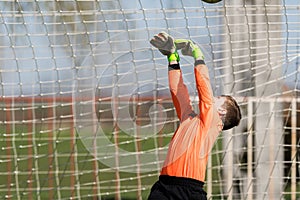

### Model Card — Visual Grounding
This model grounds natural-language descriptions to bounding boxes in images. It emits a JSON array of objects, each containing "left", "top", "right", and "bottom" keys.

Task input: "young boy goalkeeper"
[{"left": 148, "top": 32, "right": 241, "bottom": 200}]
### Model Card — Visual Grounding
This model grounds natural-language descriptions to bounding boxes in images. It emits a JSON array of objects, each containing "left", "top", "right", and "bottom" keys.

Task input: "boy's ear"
[{"left": 218, "top": 107, "right": 227, "bottom": 116}]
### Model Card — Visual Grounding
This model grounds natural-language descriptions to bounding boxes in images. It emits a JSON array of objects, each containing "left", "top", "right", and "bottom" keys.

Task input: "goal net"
[{"left": 0, "top": 0, "right": 299, "bottom": 199}]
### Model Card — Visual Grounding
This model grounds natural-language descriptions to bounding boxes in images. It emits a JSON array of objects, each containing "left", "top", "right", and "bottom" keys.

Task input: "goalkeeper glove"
[
  {"left": 150, "top": 32, "right": 179, "bottom": 62},
  {"left": 175, "top": 39, "right": 204, "bottom": 61}
]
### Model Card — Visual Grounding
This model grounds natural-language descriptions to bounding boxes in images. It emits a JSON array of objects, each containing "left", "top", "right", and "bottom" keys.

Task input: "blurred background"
[{"left": 0, "top": 0, "right": 299, "bottom": 199}]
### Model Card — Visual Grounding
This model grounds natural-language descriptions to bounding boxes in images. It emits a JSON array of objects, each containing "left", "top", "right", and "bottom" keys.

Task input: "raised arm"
[
  {"left": 194, "top": 60, "right": 214, "bottom": 126},
  {"left": 168, "top": 64, "right": 194, "bottom": 122},
  {"left": 175, "top": 39, "right": 214, "bottom": 125},
  {"left": 150, "top": 33, "right": 212, "bottom": 123},
  {"left": 150, "top": 32, "right": 194, "bottom": 122}
]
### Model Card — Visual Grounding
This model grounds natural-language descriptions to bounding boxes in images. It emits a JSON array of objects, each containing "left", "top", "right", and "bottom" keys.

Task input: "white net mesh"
[{"left": 0, "top": 0, "right": 299, "bottom": 199}]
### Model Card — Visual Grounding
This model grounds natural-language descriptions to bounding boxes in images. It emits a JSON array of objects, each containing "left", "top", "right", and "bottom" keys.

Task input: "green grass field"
[
  {"left": 0, "top": 121, "right": 173, "bottom": 199},
  {"left": 1, "top": 122, "right": 298, "bottom": 199}
]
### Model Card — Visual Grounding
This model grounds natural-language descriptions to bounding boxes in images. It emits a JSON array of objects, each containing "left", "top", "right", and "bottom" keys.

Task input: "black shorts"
[{"left": 148, "top": 175, "right": 207, "bottom": 200}]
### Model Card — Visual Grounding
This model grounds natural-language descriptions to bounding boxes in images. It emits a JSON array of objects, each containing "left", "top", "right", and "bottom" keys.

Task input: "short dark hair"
[{"left": 221, "top": 95, "right": 241, "bottom": 130}]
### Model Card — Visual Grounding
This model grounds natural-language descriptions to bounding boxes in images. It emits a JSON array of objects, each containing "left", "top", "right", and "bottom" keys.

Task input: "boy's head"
[{"left": 214, "top": 95, "right": 241, "bottom": 130}]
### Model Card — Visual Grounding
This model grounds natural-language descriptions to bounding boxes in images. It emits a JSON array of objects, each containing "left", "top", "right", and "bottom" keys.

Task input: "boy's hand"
[
  {"left": 150, "top": 32, "right": 176, "bottom": 56},
  {"left": 175, "top": 39, "right": 204, "bottom": 61}
]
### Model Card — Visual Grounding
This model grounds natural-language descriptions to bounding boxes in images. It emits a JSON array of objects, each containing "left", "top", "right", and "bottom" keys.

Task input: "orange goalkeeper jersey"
[{"left": 161, "top": 63, "right": 223, "bottom": 182}]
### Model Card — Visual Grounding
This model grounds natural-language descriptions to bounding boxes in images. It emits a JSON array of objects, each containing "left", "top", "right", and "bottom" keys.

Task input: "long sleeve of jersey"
[
  {"left": 168, "top": 68, "right": 194, "bottom": 122},
  {"left": 194, "top": 63, "right": 214, "bottom": 127}
]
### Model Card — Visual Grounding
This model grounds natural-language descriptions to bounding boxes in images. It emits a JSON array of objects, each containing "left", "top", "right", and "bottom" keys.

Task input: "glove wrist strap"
[
  {"left": 168, "top": 52, "right": 180, "bottom": 62},
  {"left": 192, "top": 48, "right": 204, "bottom": 61}
]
